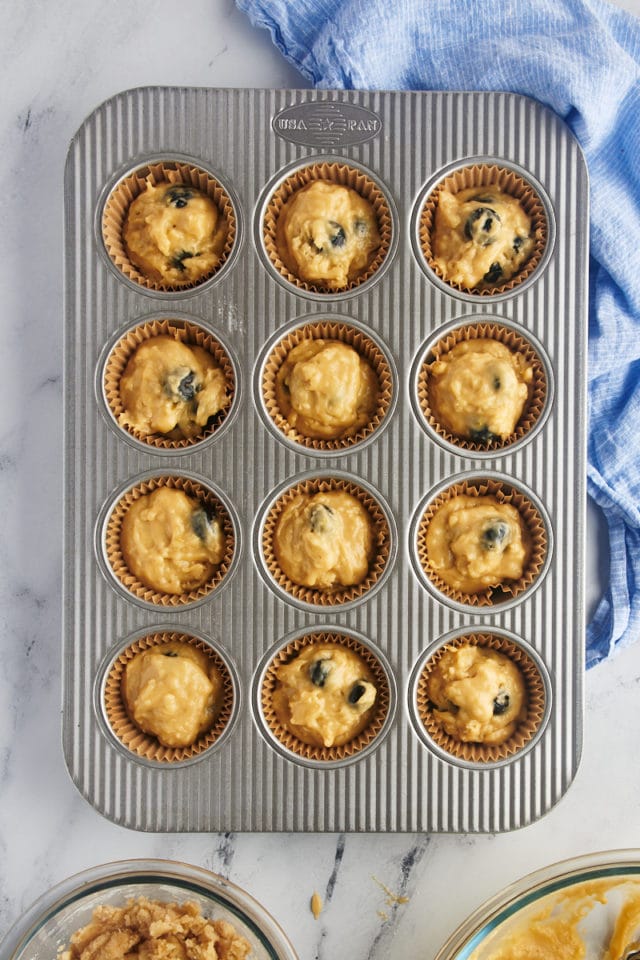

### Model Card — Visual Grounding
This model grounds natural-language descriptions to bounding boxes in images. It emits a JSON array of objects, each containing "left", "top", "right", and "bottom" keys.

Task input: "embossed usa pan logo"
[{"left": 273, "top": 100, "right": 383, "bottom": 147}]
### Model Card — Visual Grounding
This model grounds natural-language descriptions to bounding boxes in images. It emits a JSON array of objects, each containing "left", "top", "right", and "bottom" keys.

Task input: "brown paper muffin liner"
[
  {"left": 261, "top": 320, "right": 393, "bottom": 451},
  {"left": 262, "top": 476, "right": 391, "bottom": 607},
  {"left": 102, "top": 160, "right": 236, "bottom": 292},
  {"left": 104, "top": 631, "right": 234, "bottom": 763},
  {"left": 104, "top": 317, "right": 235, "bottom": 450},
  {"left": 416, "top": 632, "right": 546, "bottom": 763},
  {"left": 261, "top": 631, "right": 390, "bottom": 762},
  {"left": 419, "top": 163, "right": 548, "bottom": 296},
  {"left": 104, "top": 475, "right": 235, "bottom": 607},
  {"left": 263, "top": 161, "right": 392, "bottom": 293},
  {"left": 416, "top": 477, "right": 547, "bottom": 607},
  {"left": 417, "top": 321, "right": 547, "bottom": 453}
]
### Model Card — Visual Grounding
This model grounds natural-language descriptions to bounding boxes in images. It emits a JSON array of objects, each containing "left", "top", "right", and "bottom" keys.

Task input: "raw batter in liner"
[
  {"left": 120, "top": 335, "right": 229, "bottom": 439},
  {"left": 426, "top": 494, "right": 528, "bottom": 594},
  {"left": 124, "top": 642, "right": 223, "bottom": 748},
  {"left": 275, "top": 339, "right": 379, "bottom": 440},
  {"left": 120, "top": 487, "right": 226, "bottom": 595},
  {"left": 429, "top": 338, "right": 532, "bottom": 443},
  {"left": 123, "top": 179, "right": 227, "bottom": 286},
  {"left": 278, "top": 180, "right": 380, "bottom": 289},
  {"left": 432, "top": 187, "right": 534, "bottom": 288},
  {"left": 426, "top": 644, "right": 526, "bottom": 745},
  {"left": 59, "top": 896, "right": 251, "bottom": 960},
  {"left": 273, "top": 642, "right": 377, "bottom": 748},
  {"left": 274, "top": 490, "right": 374, "bottom": 590}
]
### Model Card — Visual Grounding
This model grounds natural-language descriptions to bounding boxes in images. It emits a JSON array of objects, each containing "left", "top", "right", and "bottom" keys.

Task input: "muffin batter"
[
  {"left": 426, "top": 494, "right": 528, "bottom": 594},
  {"left": 120, "top": 487, "right": 226, "bottom": 595},
  {"left": 124, "top": 179, "right": 227, "bottom": 286},
  {"left": 275, "top": 339, "right": 379, "bottom": 440},
  {"left": 60, "top": 896, "right": 251, "bottom": 960},
  {"left": 427, "top": 644, "right": 526, "bottom": 744},
  {"left": 273, "top": 642, "right": 377, "bottom": 747},
  {"left": 278, "top": 180, "right": 380, "bottom": 289},
  {"left": 429, "top": 339, "right": 533, "bottom": 442},
  {"left": 432, "top": 187, "right": 534, "bottom": 288},
  {"left": 124, "top": 642, "right": 223, "bottom": 748},
  {"left": 120, "top": 335, "right": 229, "bottom": 439},
  {"left": 274, "top": 490, "right": 374, "bottom": 590}
]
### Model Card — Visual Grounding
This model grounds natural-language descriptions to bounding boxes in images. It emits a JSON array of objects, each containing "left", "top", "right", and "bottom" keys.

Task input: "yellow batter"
[
  {"left": 60, "top": 896, "right": 251, "bottom": 960},
  {"left": 275, "top": 339, "right": 379, "bottom": 440},
  {"left": 120, "top": 487, "right": 226, "bottom": 595},
  {"left": 273, "top": 642, "right": 377, "bottom": 747},
  {"left": 278, "top": 180, "right": 380, "bottom": 289},
  {"left": 470, "top": 878, "right": 640, "bottom": 960},
  {"left": 426, "top": 495, "right": 528, "bottom": 594},
  {"left": 120, "top": 336, "right": 229, "bottom": 439},
  {"left": 433, "top": 187, "right": 534, "bottom": 288},
  {"left": 124, "top": 179, "right": 227, "bottom": 286},
  {"left": 124, "top": 642, "right": 223, "bottom": 748},
  {"left": 274, "top": 490, "right": 374, "bottom": 590},
  {"left": 429, "top": 339, "right": 532, "bottom": 442},
  {"left": 427, "top": 644, "right": 526, "bottom": 745}
]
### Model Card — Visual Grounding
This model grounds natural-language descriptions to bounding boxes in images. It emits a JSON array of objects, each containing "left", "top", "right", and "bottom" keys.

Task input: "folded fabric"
[{"left": 237, "top": 0, "right": 640, "bottom": 667}]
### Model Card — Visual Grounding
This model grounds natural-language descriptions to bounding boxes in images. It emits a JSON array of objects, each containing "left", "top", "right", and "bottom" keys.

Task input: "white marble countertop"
[{"left": 2, "top": 2, "right": 640, "bottom": 958}]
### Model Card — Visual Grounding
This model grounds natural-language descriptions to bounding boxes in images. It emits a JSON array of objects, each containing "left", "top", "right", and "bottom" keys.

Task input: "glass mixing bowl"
[
  {"left": 434, "top": 849, "right": 640, "bottom": 960},
  {"left": 0, "top": 859, "right": 298, "bottom": 960}
]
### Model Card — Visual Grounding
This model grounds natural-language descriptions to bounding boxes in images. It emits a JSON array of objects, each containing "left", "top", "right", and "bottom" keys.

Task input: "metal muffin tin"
[{"left": 63, "top": 86, "right": 588, "bottom": 832}]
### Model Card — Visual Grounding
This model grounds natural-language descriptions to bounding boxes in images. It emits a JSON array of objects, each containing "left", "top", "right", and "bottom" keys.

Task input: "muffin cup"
[
  {"left": 259, "top": 630, "right": 392, "bottom": 764},
  {"left": 415, "top": 475, "right": 549, "bottom": 608},
  {"left": 102, "top": 316, "right": 236, "bottom": 450},
  {"left": 101, "top": 159, "right": 236, "bottom": 292},
  {"left": 414, "top": 631, "right": 548, "bottom": 765},
  {"left": 416, "top": 319, "right": 549, "bottom": 454},
  {"left": 263, "top": 160, "right": 393, "bottom": 294},
  {"left": 419, "top": 162, "right": 548, "bottom": 297},
  {"left": 260, "top": 318, "right": 394, "bottom": 453},
  {"left": 103, "top": 474, "right": 236, "bottom": 607},
  {"left": 260, "top": 474, "right": 393, "bottom": 609},
  {"left": 102, "top": 630, "right": 236, "bottom": 764}
]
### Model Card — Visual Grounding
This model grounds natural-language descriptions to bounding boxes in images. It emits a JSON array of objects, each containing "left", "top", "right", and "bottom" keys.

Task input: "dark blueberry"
[
  {"left": 353, "top": 219, "right": 368, "bottom": 236},
  {"left": 328, "top": 221, "right": 346, "bottom": 248},
  {"left": 309, "top": 659, "right": 331, "bottom": 687},
  {"left": 348, "top": 682, "right": 367, "bottom": 705},
  {"left": 513, "top": 235, "right": 526, "bottom": 252},
  {"left": 177, "top": 371, "right": 196, "bottom": 402},
  {"left": 483, "top": 261, "right": 503, "bottom": 285},
  {"left": 493, "top": 691, "right": 511, "bottom": 715},
  {"left": 464, "top": 206, "right": 502, "bottom": 246},
  {"left": 481, "top": 520, "right": 511, "bottom": 552},
  {"left": 170, "top": 250, "right": 196, "bottom": 272},
  {"left": 469, "top": 425, "right": 499, "bottom": 445},
  {"left": 470, "top": 194, "right": 497, "bottom": 203},
  {"left": 163, "top": 649, "right": 179, "bottom": 657},
  {"left": 493, "top": 375, "right": 501, "bottom": 391},
  {"left": 191, "top": 506, "right": 217, "bottom": 542},
  {"left": 165, "top": 185, "right": 193, "bottom": 208},
  {"left": 309, "top": 503, "right": 335, "bottom": 534}
]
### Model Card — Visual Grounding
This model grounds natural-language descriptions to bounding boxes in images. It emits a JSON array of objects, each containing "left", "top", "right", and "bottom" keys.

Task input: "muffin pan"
[{"left": 63, "top": 87, "right": 588, "bottom": 832}]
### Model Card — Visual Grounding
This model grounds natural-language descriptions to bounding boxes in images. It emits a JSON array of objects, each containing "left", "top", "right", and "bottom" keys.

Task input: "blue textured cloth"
[{"left": 237, "top": 0, "right": 640, "bottom": 668}]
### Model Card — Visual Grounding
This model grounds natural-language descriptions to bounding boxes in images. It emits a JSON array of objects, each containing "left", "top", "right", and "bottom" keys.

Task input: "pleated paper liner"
[
  {"left": 417, "top": 321, "right": 547, "bottom": 453},
  {"left": 261, "top": 476, "right": 392, "bottom": 607},
  {"left": 261, "top": 319, "right": 393, "bottom": 452},
  {"left": 261, "top": 631, "right": 391, "bottom": 762},
  {"left": 416, "top": 477, "right": 547, "bottom": 608},
  {"left": 102, "top": 159, "right": 236, "bottom": 292},
  {"left": 263, "top": 161, "right": 392, "bottom": 294},
  {"left": 415, "top": 632, "right": 546, "bottom": 764},
  {"left": 104, "top": 631, "right": 235, "bottom": 764},
  {"left": 104, "top": 475, "right": 235, "bottom": 607},
  {"left": 419, "top": 163, "right": 548, "bottom": 296},
  {"left": 103, "top": 317, "right": 235, "bottom": 450}
]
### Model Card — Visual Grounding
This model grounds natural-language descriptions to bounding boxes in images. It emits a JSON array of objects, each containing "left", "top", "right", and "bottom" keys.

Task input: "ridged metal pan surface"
[{"left": 62, "top": 86, "right": 588, "bottom": 832}]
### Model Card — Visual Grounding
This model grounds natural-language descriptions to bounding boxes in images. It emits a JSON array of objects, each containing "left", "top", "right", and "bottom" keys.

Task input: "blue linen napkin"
[{"left": 237, "top": 0, "right": 640, "bottom": 668}]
